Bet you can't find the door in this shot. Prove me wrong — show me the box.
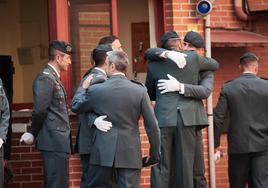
[131,22,150,74]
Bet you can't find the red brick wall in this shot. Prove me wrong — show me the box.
[70,3,111,87]
[78,11,111,79]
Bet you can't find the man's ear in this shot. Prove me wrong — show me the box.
[55,54,61,63]
[197,48,205,56]
[111,63,116,71]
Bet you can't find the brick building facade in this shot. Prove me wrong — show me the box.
[3,0,268,188]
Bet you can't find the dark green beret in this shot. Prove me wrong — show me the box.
[184,31,205,48]
[49,40,72,55]
[160,31,180,48]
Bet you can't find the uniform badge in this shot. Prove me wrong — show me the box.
[43,71,50,75]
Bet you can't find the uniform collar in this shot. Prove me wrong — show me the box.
[48,63,60,78]
[94,67,107,75]
[243,71,256,74]
[109,72,127,79]
[112,72,125,76]
[241,72,257,78]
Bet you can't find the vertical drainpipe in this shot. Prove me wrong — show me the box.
[205,13,216,188]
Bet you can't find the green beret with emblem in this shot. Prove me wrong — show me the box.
[49,40,72,55]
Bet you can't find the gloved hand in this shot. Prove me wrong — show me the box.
[0,138,3,148]
[166,51,187,69]
[215,150,221,163]
[20,132,34,144]
[157,74,181,94]
[94,115,112,132]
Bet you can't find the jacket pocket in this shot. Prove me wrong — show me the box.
[46,114,67,132]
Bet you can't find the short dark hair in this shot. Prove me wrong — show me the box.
[92,49,108,67]
[48,48,64,60]
[240,57,258,65]
[92,44,112,67]
[99,35,119,45]
[48,48,57,60]
[240,52,259,65]
[107,51,129,72]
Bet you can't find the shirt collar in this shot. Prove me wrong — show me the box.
[94,67,107,75]
[112,72,125,76]
[48,63,60,78]
[243,71,256,75]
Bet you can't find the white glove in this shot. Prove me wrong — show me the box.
[166,51,187,69]
[20,132,34,144]
[0,138,3,148]
[215,150,221,163]
[94,115,112,132]
[157,74,181,94]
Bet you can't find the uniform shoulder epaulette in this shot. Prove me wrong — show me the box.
[40,68,55,80]
[131,80,144,87]
[42,68,51,75]
[42,71,50,75]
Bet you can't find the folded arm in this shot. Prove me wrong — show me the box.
[71,86,93,114]
[183,71,214,99]
[145,48,166,61]
[198,56,219,71]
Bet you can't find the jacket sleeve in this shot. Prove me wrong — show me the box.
[71,86,93,113]
[213,86,228,148]
[86,112,99,128]
[183,71,214,99]
[29,75,54,137]
[145,66,156,101]
[73,74,106,126]
[145,48,166,61]
[0,82,10,141]
[141,89,161,160]
[198,55,219,71]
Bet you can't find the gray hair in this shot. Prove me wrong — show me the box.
[107,51,129,72]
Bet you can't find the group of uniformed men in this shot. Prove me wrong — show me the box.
[16,29,268,188]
